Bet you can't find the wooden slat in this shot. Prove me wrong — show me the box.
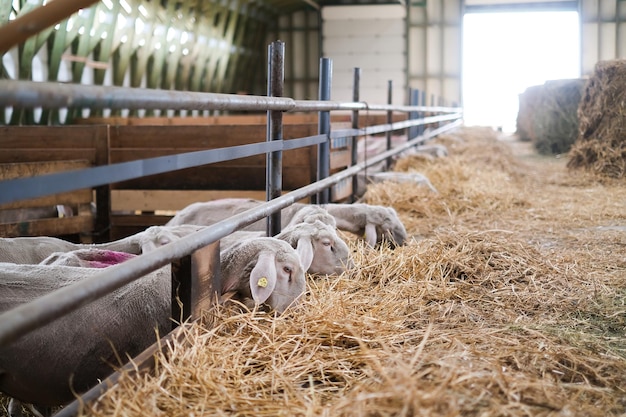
[0,190,92,210]
[0,159,90,180]
[111,166,313,191]
[110,214,171,227]
[0,215,93,237]
[0,125,106,165]
[108,148,312,166]
[111,190,269,211]
[0,160,93,210]
[108,124,317,148]
[0,150,98,164]
[330,148,352,170]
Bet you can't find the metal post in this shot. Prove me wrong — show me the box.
[316,57,332,204]
[386,80,393,170]
[266,41,284,236]
[408,88,419,140]
[420,90,427,136]
[350,67,361,203]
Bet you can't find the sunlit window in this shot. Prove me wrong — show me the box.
[462,11,580,132]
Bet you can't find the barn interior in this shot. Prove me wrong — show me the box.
[1,0,625,416]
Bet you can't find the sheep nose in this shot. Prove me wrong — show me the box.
[340,256,355,271]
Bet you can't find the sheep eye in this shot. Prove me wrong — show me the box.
[283,266,293,282]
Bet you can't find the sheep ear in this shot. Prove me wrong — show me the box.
[295,237,314,272]
[249,252,277,304]
[364,223,377,247]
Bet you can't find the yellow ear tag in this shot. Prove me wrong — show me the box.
[257,277,268,288]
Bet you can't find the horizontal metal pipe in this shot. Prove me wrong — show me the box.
[0,141,284,205]
[0,118,461,348]
[0,80,462,114]
[293,99,462,114]
[0,81,296,112]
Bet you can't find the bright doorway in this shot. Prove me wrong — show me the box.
[462,11,580,132]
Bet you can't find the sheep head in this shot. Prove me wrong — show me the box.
[220,237,306,313]
[287,205,336,229]
[138,225,205,253]
[325,203,407,248]
[277,220,352,275]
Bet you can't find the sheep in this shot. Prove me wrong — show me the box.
[38,248,137,268]
[0,224,203,265]
[220,219,352,275]
[0,235,306,411]
[220,237,307,313]
[354,135,446,198]
[166,198,337,230]
[363,172,438,193]
[0,262,173,409]
[167,198,407,247]
[322,203,406,248]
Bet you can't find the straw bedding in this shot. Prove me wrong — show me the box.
[568,59,626,178]
[3,126,625,417]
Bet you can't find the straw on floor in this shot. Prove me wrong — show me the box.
[9,126,623,417]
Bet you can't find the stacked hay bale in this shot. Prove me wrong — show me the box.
[516,79,586,155]
[515,84,542,142]
[568,59,626,178]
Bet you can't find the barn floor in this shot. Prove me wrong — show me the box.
[2,126,625,416]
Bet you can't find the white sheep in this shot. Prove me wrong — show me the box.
[220,219,352,275]
[0,224,203,265]
[167,198,407,247]
[38,248,138,268]
[220,237,307,313]
[0,236,306,411]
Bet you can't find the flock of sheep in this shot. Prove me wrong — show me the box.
[0,198,408,416]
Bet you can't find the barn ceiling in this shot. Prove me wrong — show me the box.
[240,0,406,14]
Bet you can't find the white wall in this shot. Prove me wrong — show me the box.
[322,5,406,106]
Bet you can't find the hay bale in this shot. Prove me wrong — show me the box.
[568,59,626,178]
[517,79,585,155]
[516,84,543,142]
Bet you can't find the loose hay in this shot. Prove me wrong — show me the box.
[568,59,626,178]
[12,126,623,417]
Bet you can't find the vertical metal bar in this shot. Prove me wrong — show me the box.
[408,88,419,140]
[266,41,284,236]
[386,80,393,170]
[420,90,426,136]
[350,67,361,203]
[316,57,332,204]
